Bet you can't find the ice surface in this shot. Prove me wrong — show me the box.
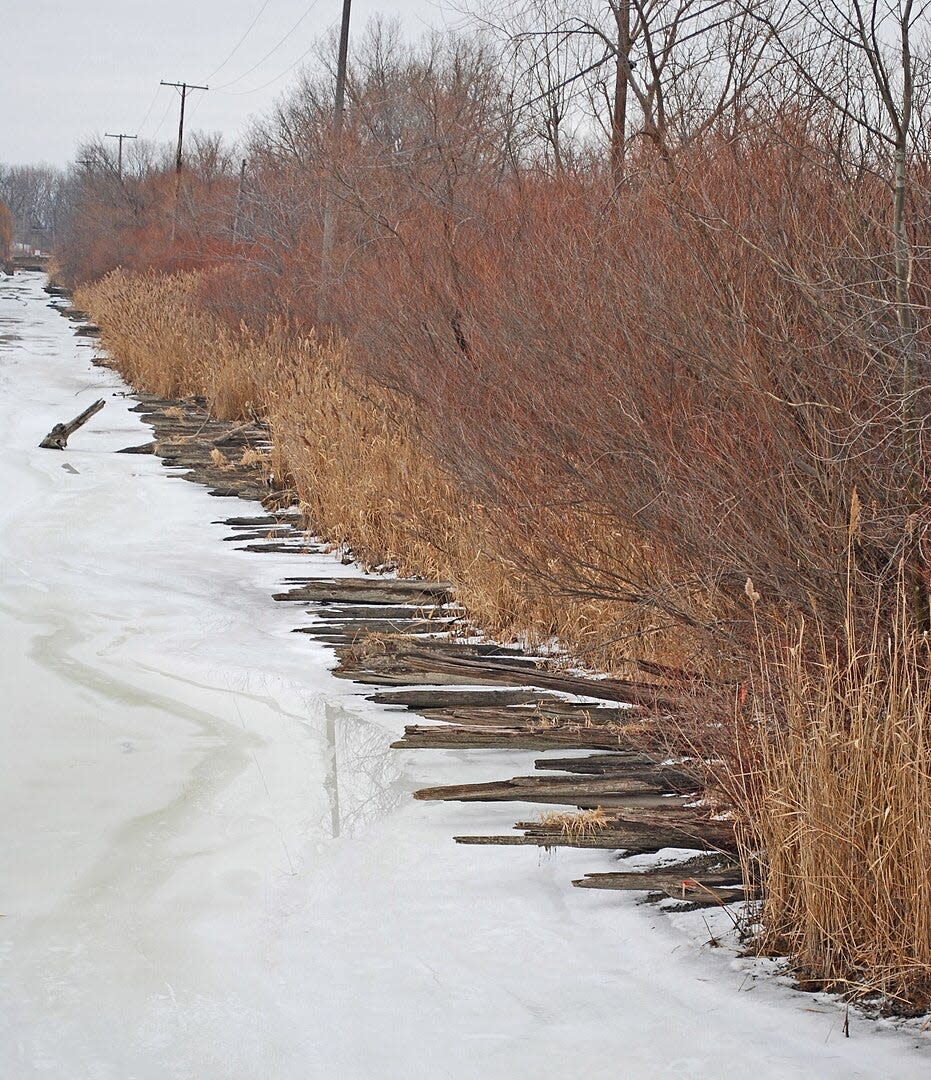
[0,273,928,1079]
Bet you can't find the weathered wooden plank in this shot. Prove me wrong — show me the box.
[414,771,696,805]
[392,724,637,751]
[417,702,631,722]
[454,809,737,851]
[295,618,457,639]
[274,578,452,606]
[335,671,501,688]
[221,529,297,541]
[316,604,450,621]
[237,541,324,554]
[398,652,679,710]
[218,514,302,527]
[455,823,729,851]
[370,688,559,710]
[572,867,744,896]
[534,753,676,776]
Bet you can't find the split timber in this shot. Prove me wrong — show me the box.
[51,284,744,909]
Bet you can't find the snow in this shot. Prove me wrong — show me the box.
[0,272,928,1079]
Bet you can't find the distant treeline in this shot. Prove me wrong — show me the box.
[0,164,69,251]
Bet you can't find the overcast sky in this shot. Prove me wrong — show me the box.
[4,0,457,166]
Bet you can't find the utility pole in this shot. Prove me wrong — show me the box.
[160,80,209,173]
[317,0,352,325]
[104,132,137,179]
[232,158,248,244]
[160,80,208,244]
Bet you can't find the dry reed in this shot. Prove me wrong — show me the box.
[732,591,931,1012]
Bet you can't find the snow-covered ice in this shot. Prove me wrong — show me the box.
[1,272,928,1079]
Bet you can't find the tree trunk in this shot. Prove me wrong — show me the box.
[610,0,631,189]
[39,399,105,450]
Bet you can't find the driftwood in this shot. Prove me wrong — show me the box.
[39,399,105,449]
[371,688,559,710]
[414,769,696,807]
[392,723,636,751]
[456,819,736,851]
[573,868,744,895]
[274,578,452,606]
[117,441,156,454]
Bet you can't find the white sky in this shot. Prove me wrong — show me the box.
[4,0,457,166]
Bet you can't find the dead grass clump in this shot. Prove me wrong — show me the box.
[240,447,272,469]
[539,807,609,840]
[210,448,231,469]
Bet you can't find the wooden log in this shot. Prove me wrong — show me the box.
[237,541,322,554]
[314,604,447,621]
[39,398,105,449]
[453,808,737,851]
[221,529,297,542]
[370,688,558,710]
[417,702,631,723]
[455,822,730,852]
[336,670,499,689]
[295,618,458,639]
[217,514,302,527]
[572,868,747,903]
[117,441,156,454]
[391,724,637,751]
[413,771,696,805]
[274,578,452,606]
[395,650,680,710]
[534,753,676,775]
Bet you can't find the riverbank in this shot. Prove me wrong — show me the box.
[2,271,928,1078]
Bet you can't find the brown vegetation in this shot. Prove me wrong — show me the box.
[64,0,931,1011]
[731,593,931,1012]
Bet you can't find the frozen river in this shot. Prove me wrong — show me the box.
[0,272,928,1079]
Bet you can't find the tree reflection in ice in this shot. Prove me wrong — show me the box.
[323,701,406,839]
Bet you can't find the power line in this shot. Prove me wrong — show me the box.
[212,0,323,90]
[206,0,276,81]
[136,85,163,135]
[212,35,321,96]
[149,94,177,140]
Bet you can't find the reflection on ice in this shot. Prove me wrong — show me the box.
[325,701,405,839]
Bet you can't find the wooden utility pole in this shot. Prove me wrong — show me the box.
[232,158,248,243]
[318,0,353,325]
[104,132,137,178]
[160,80,209,174]
[610,0,631,188]
[161,80,208,244]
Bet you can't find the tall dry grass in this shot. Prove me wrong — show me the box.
[732,588,931,1012]
[77,268,672,663]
